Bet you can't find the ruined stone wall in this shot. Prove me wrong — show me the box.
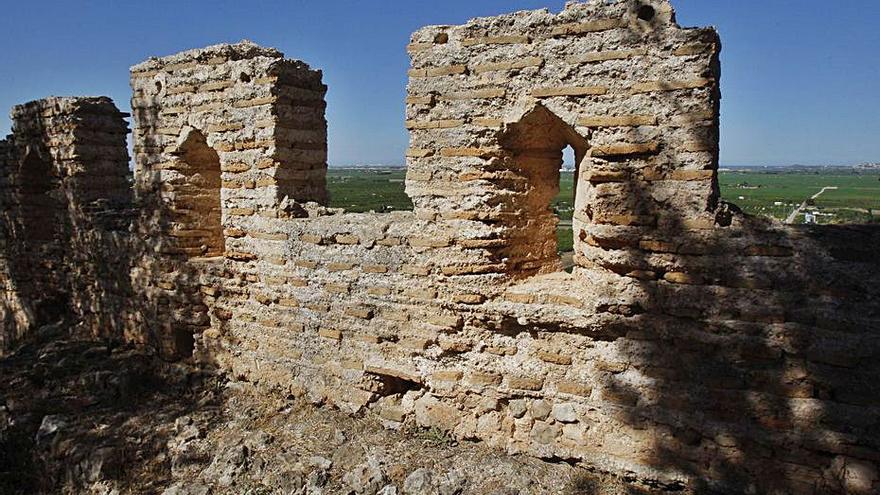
[0,137,32,348]
[0,1,877,492]
[0,97,132,353]
[176,3,876,493]
[129,40,327,218]
[404,0,719,280]
[128,41,329,356]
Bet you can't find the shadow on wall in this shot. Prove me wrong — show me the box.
[441,17,879,488]
[606,212,880,493]
[0,99,130,352]
[0,97,217,361]
[0,147,67,344]
[570,71,880,493]
[0,135,81,350]
[129,101,227,360]
[480,93,880,493]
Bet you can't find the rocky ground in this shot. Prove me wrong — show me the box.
[0,328,673,495]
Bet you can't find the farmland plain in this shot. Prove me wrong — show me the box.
[327,167,880,253]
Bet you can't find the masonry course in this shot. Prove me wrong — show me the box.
[1,2,879,494]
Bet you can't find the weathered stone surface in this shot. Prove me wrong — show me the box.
[551,403,578,423]
[1,4,879,495]
[529,400,552,421]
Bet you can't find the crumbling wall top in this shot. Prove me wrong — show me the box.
[11,96,127,121]
[410,0,678,42]
[130,40,294,73]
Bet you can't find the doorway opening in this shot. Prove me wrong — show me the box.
[170,129,224,258]
[499,105,588,278]
[17,151,69,322]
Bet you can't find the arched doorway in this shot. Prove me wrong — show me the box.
[17,150,69,322]
[170,129,224,258]
[499,105,588,278]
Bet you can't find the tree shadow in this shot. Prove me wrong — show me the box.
[0,97,231,493]
[482,18,880,490]
[0,100,141,352]
[0,137,70,349]
[581,53,880,493]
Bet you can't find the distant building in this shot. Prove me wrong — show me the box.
[804,212,817,224]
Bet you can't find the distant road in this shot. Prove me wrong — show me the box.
[785,187,838,224]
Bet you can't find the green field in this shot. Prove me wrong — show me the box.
[326,168,412,213]
[327,167,880,252]
[719,170,880,223]
[328,168,578,217]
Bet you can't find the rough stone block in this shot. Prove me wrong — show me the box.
[319,328,342,341]
[630,78,714,93]
[506,376,544,391]
[578,115,657,127]
[532,86,608,98]
[461,35,530,46]
[551,18,626,36]
[591,142,660,157]
[472,57,543,74]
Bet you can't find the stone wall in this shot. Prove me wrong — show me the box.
[0,1,878,493]
[0,97,132,352]
[128,41,329,356]
[404,0,720,280]
[0,137,31,347]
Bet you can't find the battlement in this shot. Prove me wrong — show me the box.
[0,3,878,493]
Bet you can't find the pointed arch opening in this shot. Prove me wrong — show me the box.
[18,151,61,245]
[499,105,588,277]
[170,129,223,258]
[17,150,69,322]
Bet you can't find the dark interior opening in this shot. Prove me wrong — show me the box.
[637,5,656,21]
[366,370,423,397]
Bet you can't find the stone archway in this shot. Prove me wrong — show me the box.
[499,104,589,278]
[16,150,69,323]
[170,129,224,258]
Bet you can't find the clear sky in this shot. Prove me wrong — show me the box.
[1,0,878,167]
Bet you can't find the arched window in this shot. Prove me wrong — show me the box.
[170,129,223,258]
[17,150,68,321]
[499,105,588,277]
[18,151,59,246]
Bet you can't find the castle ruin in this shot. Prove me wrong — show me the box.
[1,1,878,493]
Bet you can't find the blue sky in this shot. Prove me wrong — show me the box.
[1,0,878,166]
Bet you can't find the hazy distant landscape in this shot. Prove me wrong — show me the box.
[328,166,880,253]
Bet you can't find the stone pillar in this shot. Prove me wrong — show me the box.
[0,97,131,353]
[128,41,328,357]
[404,0,721,290]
